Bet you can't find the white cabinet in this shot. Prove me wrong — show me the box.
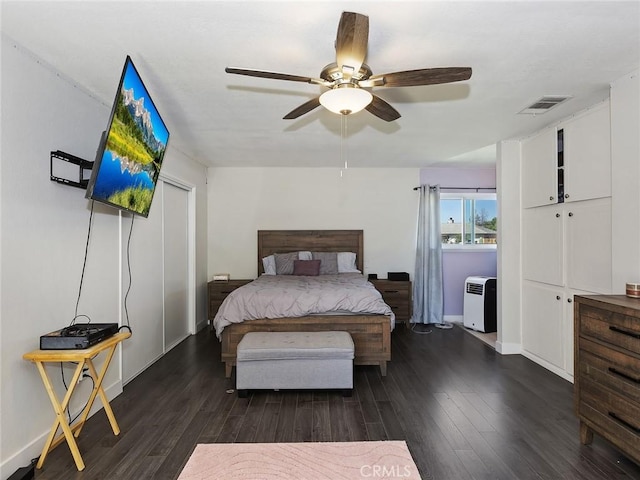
[522,197,611,291]
[521,101,611,209]
[565,197,612,293]
[522,282,598,380]
[523,205,564,285]
[520,101,612,382]
[522,282,565,371]
[563,102,611,203]
[562,288,593,377]
[522,127,557,208]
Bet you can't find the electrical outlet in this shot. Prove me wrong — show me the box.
[77,368,89,385]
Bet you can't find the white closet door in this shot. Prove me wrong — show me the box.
[122,183,164,384]
[163,181,190,351]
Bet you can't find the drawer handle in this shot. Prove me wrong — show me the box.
[608,412,640,434]
[608,367,640,384]
[220,290,233,294]
[609,325,640,340]
[385,290,400,294]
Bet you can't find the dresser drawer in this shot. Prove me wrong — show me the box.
[574,295,640,465]
[578,337,640,402]
[579,377,640,461]
[579,304,640,355]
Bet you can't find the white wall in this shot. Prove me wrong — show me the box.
[611,70,640,290]
[207,167,419,280]
[496,140,522,354]
[0,38,208,477]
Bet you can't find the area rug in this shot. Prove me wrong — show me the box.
[178,441,421,479]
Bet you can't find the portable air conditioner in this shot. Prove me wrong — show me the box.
[463,276,497,333]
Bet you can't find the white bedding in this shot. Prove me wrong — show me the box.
[213,273,395,338]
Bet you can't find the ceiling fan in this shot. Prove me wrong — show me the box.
[225,11,472,122]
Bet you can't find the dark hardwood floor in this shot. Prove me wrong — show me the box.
[34,325,640,479]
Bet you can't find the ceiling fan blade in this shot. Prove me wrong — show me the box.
[283,96,322,119]
[365,94,401,122]
[335,12,369,79]
[225,67,330,86]
[360,67,472,88]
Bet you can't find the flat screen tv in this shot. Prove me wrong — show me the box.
[86,56,169,217]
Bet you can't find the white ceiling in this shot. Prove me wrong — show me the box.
[2,1,639,168]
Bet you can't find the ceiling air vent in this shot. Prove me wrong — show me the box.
[518,96,572,115]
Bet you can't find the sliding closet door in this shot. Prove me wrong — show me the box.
[163,181,190,351]
[122,178,194,384]
[122,183,164,383]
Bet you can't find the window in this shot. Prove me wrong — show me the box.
[440,193,497,248]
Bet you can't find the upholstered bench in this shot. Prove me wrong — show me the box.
[236,331,354,397]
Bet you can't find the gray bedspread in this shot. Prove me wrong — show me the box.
[213,273,395,338]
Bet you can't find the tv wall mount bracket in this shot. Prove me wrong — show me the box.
[50,150,94,190]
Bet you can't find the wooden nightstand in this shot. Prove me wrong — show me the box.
[208,279,253,329]
[370,279,412,327]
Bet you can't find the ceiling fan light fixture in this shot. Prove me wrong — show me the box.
[319,85,373,115]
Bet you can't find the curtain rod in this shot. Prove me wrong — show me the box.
[412,186,496,191]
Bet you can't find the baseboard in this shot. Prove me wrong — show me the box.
[196,319,208,332]
[444,315,463,324]
[495,341,521,355]
[520,350,574,383]
[0,379,123,479]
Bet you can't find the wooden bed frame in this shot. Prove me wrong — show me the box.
[220,230,392,378]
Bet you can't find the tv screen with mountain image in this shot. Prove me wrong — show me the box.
[86,56,169,217]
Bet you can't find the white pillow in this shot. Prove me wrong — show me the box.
[338,252,360,273]
[298,251,312,260]
[262,255,276,275]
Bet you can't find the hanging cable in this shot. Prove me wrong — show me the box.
[121,215,134,333]
[72,201,95,325]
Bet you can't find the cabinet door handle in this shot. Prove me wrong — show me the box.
[556,213,561,218]
[549,196,555,201]
[565,193,570,199]
[608,367,640,384]
[608,412,640,434]
[568,212,574,217]
[567,298,572,303]
[556,296,561,300]
[609,325,640,339]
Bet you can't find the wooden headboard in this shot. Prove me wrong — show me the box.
[257,230,364,274]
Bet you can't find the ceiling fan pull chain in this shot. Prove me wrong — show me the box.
[344,115,348,170]
[340,114,348,177]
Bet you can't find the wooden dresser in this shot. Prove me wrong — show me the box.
[370,279,412,327]
[208,279,253,329]
[574,295,640,464]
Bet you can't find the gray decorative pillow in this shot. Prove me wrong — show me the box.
[274,252,299,275]
[312,251,339,275]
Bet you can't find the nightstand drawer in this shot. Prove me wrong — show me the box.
[370,279,412,325]
[208,279,253,323]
